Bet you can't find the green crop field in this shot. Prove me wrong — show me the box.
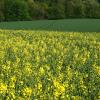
[0,29,100,100]
[0,19,100,32]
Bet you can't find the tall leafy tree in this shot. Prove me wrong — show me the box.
[4,0,31,21]
[0,0,4,21]
[48,0,65,19]
[0,0,100,21]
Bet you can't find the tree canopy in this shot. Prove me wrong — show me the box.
[0,0,100,21]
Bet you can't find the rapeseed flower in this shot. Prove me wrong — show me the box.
[22,87,32,97]
[53,80,65,97]
[0,30,99,99]
[11,76,16,82]
[0,83,7,94]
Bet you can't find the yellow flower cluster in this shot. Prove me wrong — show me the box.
[0,30,100,99]
[92,64,100,75]
[53,80,65,97]
[22,87,32,97]
[0,83,7,94]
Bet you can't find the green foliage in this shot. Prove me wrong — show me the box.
[4,0,31,21]
[48,3,65,19]
[0,0,100,21]
[0,0,5,21]
[84,0,100,18]
[74,0,85,17]
[65,0,75,18]
[28,1,48,19]
[0,11,5,21]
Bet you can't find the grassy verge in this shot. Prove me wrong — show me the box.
[0,19,100,32]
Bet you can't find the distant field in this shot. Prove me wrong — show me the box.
[0,19,100,32]
[0,30,100,99]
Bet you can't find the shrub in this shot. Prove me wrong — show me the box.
[4,0,31,21]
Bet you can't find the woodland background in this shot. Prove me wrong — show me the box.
[0,0,100,21]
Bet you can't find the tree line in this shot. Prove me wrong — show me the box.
[0,0,100,21]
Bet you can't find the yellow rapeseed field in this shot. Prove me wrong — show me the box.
[0,30,100,100]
